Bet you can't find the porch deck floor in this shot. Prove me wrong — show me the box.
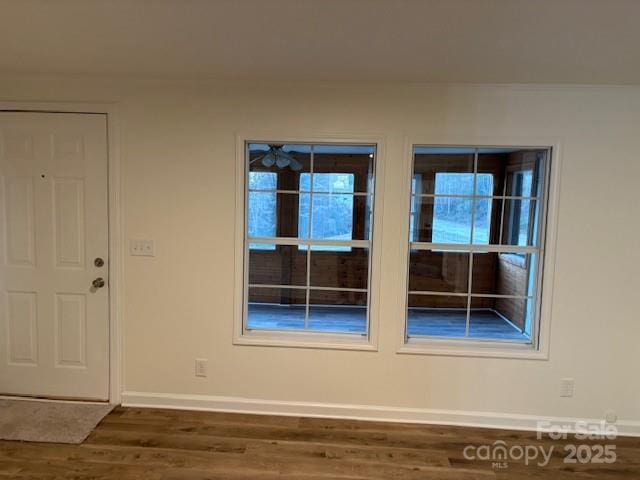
[247,304,529,340]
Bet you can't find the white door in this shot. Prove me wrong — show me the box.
[0,112,109,400]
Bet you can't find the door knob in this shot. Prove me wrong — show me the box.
[92,277,106,289]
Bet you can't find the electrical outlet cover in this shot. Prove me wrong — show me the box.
[195,358,208,378]
[560,378,575,397]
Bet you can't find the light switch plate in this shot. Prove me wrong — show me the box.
[129,239,155,256]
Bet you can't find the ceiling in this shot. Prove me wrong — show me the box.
[1,0,639,84]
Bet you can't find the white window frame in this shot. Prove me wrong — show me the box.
[233,134,385,351]
[397,139,561,360]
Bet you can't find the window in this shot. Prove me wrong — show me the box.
[405,146,549,348]
[243,143,375,340]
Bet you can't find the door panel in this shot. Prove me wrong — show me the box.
[6,291,38,365]
[4,176,35,266]
[53,177,86,268]
[0,112,109,400]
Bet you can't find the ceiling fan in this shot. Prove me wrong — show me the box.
[250,144,303,171]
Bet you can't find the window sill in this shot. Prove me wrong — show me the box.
[234,330,377,351]
[398,337,548,360]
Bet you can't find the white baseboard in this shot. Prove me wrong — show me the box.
[121,391,640,437]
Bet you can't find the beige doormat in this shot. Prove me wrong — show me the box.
[0,398,114,444]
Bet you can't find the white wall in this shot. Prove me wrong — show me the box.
[2,76,639,429]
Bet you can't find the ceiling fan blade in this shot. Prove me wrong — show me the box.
[280,150,302,169]
[289,157,303,171]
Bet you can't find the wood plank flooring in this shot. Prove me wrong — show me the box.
[1,406,638,479]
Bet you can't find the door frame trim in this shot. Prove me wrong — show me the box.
[0,101,123,404]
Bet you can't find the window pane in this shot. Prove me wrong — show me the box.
[249,242,276,250]
[472,197,493,244]
[248,244,307,286]
[312,144,374,194]
[312,194,353,240]
[300,172,355,193]
[298,192,311,238]
[247,177,277,247]
[248,143,310,178]
[308,290,367,334]
[477,150,514,196]
[299,172,356,241]
[309,247,368,289]
[433,173,494,244]
[409,250,469,293]
[504,152,544,197]
[469,297,532,341]
[354,195,373,241]
[477,149,544,197]
[248,192,310,239]
[409,196,419,241]
[247,192,276,238]
[313,144,375,155]
[432,197,473,244]
[246,287,306,331]
[410,196,433,242]
[412,173,494,244]
[501,199,537,246]
[414,146,476,155]
[519,170,534,197]
[407,294,468,337]
[471,252,536,296]
[301,194,355,241]
[299,193,370,246]
[411,174,421,196]
[413,148,474,195]
[434,172,475,195]
[475,174,494,196]
[248,171,277,191]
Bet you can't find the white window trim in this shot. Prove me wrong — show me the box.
[233,133,386,351]
[396,137,562,360]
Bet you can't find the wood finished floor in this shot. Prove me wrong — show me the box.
[1,407,639,479]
